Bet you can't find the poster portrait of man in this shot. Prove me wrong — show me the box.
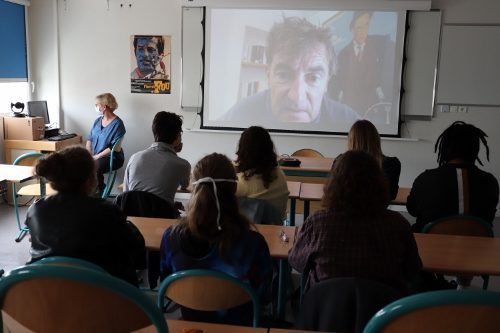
[130,35,171,94]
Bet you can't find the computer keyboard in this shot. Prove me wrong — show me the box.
[47,133,77,141]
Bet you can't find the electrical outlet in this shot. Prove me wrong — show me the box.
[450,105,458,113]
[440,105,450,113]
[458,106,468,113]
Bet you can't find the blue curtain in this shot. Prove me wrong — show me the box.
[0,0,27,80]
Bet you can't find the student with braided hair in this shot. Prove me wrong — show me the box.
[159,153,272,325]
[407,121,499,232]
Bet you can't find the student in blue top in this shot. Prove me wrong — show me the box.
[86,92,126,193]
[160,153,273,326]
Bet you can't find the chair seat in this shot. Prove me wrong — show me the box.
[17,183,56,196]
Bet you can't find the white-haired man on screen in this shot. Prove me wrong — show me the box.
[223,17,359,128]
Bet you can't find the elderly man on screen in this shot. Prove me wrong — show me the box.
[223,17,359,127]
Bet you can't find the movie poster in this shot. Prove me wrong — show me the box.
[130,35,171,94]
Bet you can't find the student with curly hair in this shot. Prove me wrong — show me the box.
[407,121,499,232]
[289,151,422,294]
[25,146,144,286]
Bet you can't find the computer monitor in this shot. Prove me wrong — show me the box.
[27,101,50,126]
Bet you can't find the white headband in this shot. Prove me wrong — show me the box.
[192,177,237,231]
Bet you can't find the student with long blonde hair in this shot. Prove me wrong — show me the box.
[346,119,401,199]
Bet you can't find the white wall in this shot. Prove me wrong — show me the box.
[27,0,500,194]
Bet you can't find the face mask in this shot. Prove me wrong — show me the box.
[192,177,237,231]
[95,105,102,114]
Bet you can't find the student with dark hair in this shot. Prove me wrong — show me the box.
[160,153,272,325]
[289,151,422,294]
[25,146,144,286]
[124,111,191,205]
[407,121,499,232]
[235,126,289,217]
[345,120,401,200]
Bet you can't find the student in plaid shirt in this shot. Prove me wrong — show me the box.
[289,151,422,294]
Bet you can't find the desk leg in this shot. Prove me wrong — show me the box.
[277,259,288,320]
[303,200,310,221]
[288,199,296,227]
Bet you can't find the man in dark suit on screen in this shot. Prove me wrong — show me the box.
[330,11,395,118]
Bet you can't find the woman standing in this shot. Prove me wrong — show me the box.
[86,92,126,194]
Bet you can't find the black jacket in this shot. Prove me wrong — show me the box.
[26,193,144,286]
[407,163,499,232]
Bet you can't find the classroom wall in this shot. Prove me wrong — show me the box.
[26,0,500,199]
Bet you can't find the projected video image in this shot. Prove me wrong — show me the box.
[204,9,405,135]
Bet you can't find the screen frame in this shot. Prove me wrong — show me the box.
[200,7,408,138]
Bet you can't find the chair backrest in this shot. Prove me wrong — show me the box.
[102,136,125,199]
[363,290,500,333]
[0,264,168,333]
[114,190,179,218]
[238,197,283,225]
[297,277,402,333]
[291,149,324,158]
[157,269,260,327]
[422,215,494,237]
[31,256,107,273]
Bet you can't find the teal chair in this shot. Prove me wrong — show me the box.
[363,290,500,333]
[422,214,494,289]
[12,152,46,242]
[0,264,168,333]
[157,269,261,327]
[101,135,124,199]
[31,256,107,273]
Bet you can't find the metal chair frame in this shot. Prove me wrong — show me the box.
[12,152,45,242]
[101,135,124,199]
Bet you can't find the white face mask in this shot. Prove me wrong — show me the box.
[192,177,237,231]
[95,105,102,114]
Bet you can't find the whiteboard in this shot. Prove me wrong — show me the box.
[181,7,204,109]
[437,25,500,106]
[402,11,441,117]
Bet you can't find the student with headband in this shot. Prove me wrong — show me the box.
[159,153,273,325]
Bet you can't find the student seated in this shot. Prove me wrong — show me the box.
[289,151,422,294]
[160,153,273,325]
[407,121,499,232]
[235,126,289,218]
[339,119,401,200]
[123,111,190,208]
[25,146,144,286]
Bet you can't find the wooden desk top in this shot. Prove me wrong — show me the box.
[391,187,410,205]
[280,156,334,172]
[135,319,267,333]
[127,216,296,259]
[270,329,332,333]
[0,164,34,182]
[299,183,324,201]
[287,181,301,199]
[415,233,500,276]
[4,135,82,150]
